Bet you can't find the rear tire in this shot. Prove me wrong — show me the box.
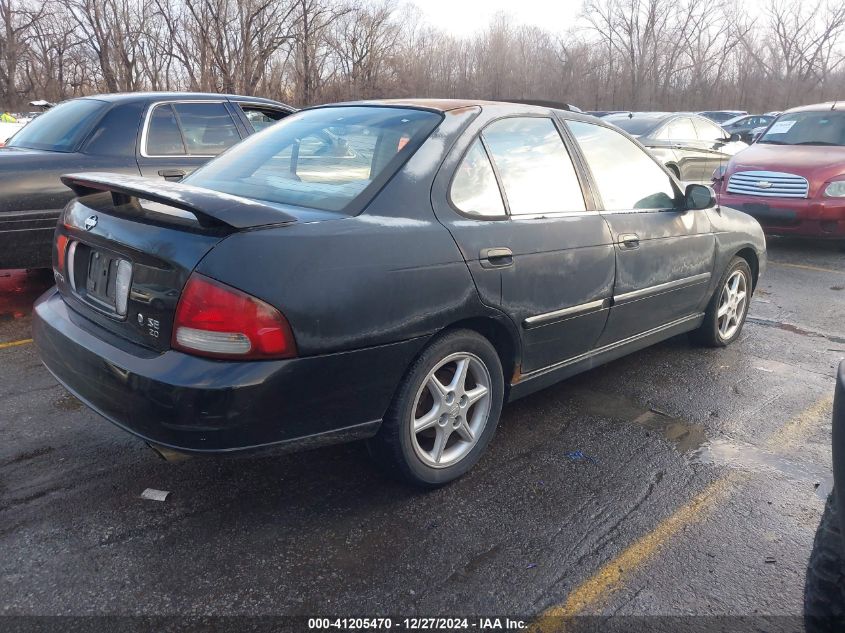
[690,256,752,347]
[804,493,845,633]
[367,329,504,487]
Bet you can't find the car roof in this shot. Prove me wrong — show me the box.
[311,98,588,117]
[76,92,289,107]
[783,101,843,114]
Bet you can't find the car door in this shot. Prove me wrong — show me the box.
[664,116,713,183]
[432,114,616,374]
[137,101,244,182]
[566,119,716,345]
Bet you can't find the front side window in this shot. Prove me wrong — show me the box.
[481,117,586,215]
[186,106,441,212]
[568,120,678,211]
[693,117,727,142]
[7,98,107,152]
[172,102,240,155]
[450,139,505,217]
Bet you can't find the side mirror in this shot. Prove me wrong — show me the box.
[685,183,716,210]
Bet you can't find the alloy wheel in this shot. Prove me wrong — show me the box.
[717,269,748,340]
[410,352,492,469]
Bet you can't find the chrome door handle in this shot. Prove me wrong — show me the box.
[618,234,640,249]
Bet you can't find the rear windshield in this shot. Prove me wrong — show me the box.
[604,115,663,136]
[186,106,442,212]
[7,99,107,152]
[758,111,845,146]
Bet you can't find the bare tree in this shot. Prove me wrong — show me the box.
[3,0,845,112]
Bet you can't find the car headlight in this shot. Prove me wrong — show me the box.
[712,165,727,181]
[824,180,845,197]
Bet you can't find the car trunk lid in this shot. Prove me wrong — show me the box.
[55,173,303,353]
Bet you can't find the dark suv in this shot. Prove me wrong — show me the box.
[805,361,845,629]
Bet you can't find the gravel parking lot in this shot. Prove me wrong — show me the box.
[0,237,843,624]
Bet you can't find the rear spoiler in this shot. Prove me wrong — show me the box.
[61,172,296,229]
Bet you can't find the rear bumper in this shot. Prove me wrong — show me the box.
[34,289,425,453]
[834,361,845,536]
[0,210,59,269]
[716,192,845,238]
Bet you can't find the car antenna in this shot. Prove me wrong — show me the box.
[832,101,838,111]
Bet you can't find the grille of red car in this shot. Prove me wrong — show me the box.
[726,171,809,198]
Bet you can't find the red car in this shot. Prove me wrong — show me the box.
[713,102,845,240]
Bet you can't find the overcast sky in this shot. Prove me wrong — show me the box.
[409,0,583,38]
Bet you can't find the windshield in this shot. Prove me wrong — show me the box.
[758,111,845,146]
[186,106,442,212]
[722,115,748,126]
[604,115,663,136]
[7,98,107,152]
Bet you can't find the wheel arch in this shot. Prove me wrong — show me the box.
[735,247,759,290]
[439,316,521,389]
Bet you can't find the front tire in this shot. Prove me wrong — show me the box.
[367,329,504,487]
[805,493,845,632]
[691,256,752,347]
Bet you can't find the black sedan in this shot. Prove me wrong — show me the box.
[605,112,749,183]
[721,114,777,143]
[0,92,293,270]
[34,99,767,486]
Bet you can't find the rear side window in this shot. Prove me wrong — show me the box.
[481,117,586,215]
[450,139,505,217]
[666,117,697,140]
[693,117,726,142]
[172,102,240,155]
[145,102,240,156]
[145,104,185,156]
[240,105,289,131]
[568,120,677,211]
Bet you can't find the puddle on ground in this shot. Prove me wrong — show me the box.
[575,388,708,453]
[693,438,833,500]
[573,387,832,499]
[630,410,708,453]
[747,316,845,345]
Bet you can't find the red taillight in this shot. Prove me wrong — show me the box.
[56,234,69,273]
[172,274,297,360]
